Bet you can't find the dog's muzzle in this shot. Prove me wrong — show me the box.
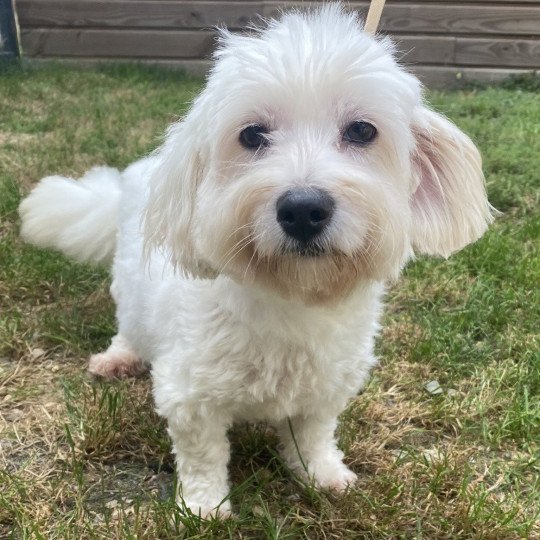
[276,188,335,247]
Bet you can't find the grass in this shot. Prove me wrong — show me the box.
[0,62,538,538]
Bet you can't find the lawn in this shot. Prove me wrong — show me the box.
[0,63,538,539]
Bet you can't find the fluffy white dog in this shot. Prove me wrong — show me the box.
[19,4,493,518]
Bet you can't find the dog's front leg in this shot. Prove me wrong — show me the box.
[167,410,232,518]
[276,413,357,492]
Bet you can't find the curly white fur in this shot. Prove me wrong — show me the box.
[19,4,494,518]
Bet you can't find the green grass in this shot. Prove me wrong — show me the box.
[0,63,538,539]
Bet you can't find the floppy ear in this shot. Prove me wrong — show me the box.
[410,106,495,257]
[144,120,217,278]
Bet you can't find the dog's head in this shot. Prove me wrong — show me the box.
[145,5,493,303]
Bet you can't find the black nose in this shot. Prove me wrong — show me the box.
[276,188,335,243]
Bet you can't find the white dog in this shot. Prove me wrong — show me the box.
[19,4,493,518]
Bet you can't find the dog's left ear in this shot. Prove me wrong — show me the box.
[144,120,217,279]
[410,106,494,257]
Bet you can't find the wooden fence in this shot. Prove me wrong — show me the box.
[15,0,540,87]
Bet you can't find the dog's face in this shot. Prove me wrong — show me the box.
[145,6,493,303]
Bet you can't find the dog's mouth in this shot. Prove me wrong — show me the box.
[280,240,328,258]
[247,239,364,305]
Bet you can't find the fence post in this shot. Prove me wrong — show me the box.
[0,0,20,60]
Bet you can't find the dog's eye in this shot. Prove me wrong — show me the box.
[239,125,269,150]
[343,121,377,145]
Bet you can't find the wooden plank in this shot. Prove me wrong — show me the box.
[21,28,465,65]
[17,1,264,30]
[397,36,540,68]
[263,1,354,17]
[455,37,540,68]
[20,28,216,59]
[17,1,540,39]
[380,5,540,37]
[410,65,533,88]
[264,3,540,36]
[20,1,540,37]
[393,35,455,64]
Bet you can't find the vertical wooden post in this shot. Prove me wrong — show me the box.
[364,0,386,34]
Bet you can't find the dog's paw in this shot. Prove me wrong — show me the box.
[88,351,146,379]
[178,498,233,521]
[307,462,358,493]
[88,334,147,379]
[317,466,358,492]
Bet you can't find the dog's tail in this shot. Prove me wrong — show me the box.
[19,166,122,264]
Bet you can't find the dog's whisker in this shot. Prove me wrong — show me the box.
[217,235,254,271]
[241,233,267,282]
[216,230,268,275]
[224,222,254,243]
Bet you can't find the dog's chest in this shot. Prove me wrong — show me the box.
[188,303,375,421]
[151,279,382,422]
[237,343,363,421]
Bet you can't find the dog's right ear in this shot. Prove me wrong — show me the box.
[144,120,217,279]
